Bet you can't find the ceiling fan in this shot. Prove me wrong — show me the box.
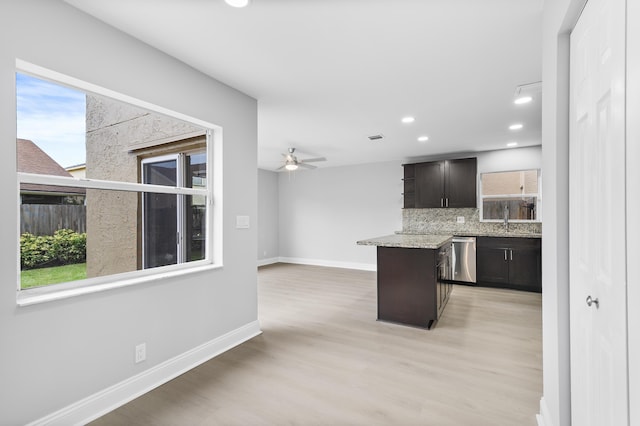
[277,147,326,171]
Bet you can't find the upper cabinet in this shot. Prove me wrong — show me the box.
[403,157,477,208]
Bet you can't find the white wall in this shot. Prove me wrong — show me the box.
[539,1,585,425]
[275,146,541,270]
[258,169,279,265]
[0,1,258,424]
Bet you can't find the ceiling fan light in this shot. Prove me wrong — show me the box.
[285,163,298,171]
[514,96,533,105]
[225,0,250,8]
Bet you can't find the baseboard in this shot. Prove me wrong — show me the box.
[257,257,279,267]
[28,320,262,426]
[278,256,376,272]
[536,397,553,426]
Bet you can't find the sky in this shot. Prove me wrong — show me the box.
[16,72,86,168]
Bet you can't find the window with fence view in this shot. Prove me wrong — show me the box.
[480,169,541,222]
[17,71,212,291]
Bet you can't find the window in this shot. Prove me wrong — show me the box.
[16,64,219,302]
[480,169,541,222]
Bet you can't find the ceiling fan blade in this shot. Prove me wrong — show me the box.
[300,157,326,163]
[298,162,317,169]
[276,164,286,170]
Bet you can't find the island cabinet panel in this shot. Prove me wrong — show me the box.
[377,246,443,329]
[403,157,477,208]
[476,237,541,292]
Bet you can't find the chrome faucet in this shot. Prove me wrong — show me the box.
[503,204,509,231]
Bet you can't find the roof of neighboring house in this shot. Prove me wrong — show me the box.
[65,163,86,172]
[17,139,85,196]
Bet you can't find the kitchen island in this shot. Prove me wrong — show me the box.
[357,234,453,329]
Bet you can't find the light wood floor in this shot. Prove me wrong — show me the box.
[90,263,542,426]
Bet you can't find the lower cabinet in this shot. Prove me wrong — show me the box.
[376,246,451,329]
[476,237,542,292]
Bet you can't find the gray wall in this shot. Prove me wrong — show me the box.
[0,1,257,424]
[258,169,279,264]
[279,160,403,270]
[273,146,541,270]
[476,145,541,174]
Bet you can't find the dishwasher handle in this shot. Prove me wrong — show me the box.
[452,236,477,244]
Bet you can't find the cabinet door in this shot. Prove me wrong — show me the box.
[477,246,510,284]
[509,244,542,292]
[445,158,477,208]
[415,161,444,208]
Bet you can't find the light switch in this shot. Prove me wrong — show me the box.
[236,215,250,229]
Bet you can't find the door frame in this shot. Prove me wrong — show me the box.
[568,0,628,422]
[626,0,640,421]
[540,0,637,425]
[563,0,638,423]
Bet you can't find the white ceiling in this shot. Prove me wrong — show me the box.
[64,0,543,171]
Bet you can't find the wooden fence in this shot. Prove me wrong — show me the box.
[20,205,86,236]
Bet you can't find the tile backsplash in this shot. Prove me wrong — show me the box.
[402,208,542,235]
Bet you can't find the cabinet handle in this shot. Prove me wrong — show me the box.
[441,198,444,207]
[446,198,449,207]
[504,249,508,261]
[510,249,513,261]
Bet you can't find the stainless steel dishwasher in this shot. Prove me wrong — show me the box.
[451,236,476,284]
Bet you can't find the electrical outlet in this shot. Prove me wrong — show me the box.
[135,343,146,364]
[457,216,465,224]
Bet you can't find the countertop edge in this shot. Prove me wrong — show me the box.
[395,231,542,239]
[356,234,453,250]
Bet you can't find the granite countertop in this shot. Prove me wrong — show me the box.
[356,234,453,249]
[397,231,542,239]
[455,231,541,238]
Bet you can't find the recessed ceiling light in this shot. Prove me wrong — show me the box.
[507,142,518,147]
[225,0,250,7]
[509,123,523,130]
[417,136,429,142]
[401,116,415,124]
[514,96,533,105]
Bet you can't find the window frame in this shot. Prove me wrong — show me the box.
[141,150,208,268]
[15,60,223,306]
[479,168,542,223]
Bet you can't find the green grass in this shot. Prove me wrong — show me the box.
[20,263,87,289]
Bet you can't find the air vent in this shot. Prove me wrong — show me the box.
[368,134,384,141]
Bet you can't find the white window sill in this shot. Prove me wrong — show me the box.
[17,263,222,307]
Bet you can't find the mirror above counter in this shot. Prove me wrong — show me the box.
[479,169,541,222]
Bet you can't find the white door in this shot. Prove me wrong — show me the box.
[569,0,628,424]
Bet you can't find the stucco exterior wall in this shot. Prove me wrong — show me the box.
[85,94,203,277]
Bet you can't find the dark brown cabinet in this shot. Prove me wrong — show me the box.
[377,245,451,329]
[415,161,444,208]
[476,237,541,292]
[403,157,477,208]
